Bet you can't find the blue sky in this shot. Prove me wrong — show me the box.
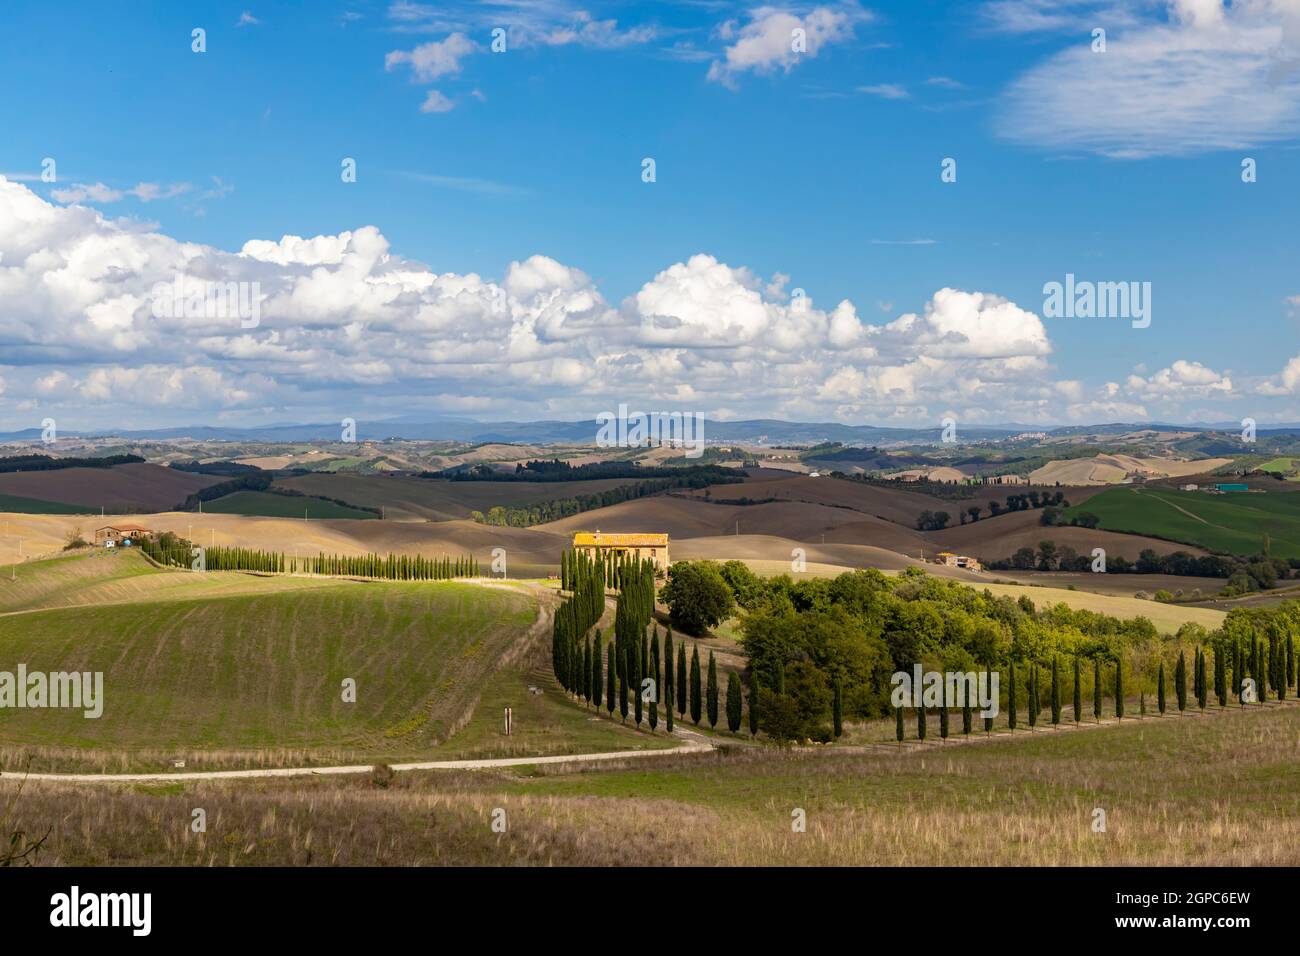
[1,0,1299,430]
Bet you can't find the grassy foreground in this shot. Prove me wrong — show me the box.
[6,702,1298,865]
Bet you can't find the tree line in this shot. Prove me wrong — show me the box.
[985,542,1294,593]
[202,545,479,579]
[917,491,1070,530]
[431,460,745,483]
[0,453,143,473]
[890,626,1299,742]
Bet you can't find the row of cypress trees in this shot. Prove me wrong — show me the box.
[564,624,753,736]
[200,545,479,579]
[893,638,1300,742]
[560,546,656,597]
[558,555,753,736]
[552,549,606,691]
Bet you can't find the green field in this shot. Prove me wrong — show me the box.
[0,552,671,772]
[0,550,341,615]
[201,489,377,519]
[1063,486,1300,558]
[0,492,95,514]
[0,576,534,762]
[1259,457,1300,478]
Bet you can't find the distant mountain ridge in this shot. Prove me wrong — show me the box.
[3,417,1300,445]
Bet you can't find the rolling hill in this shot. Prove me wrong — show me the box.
[275,472,649,521]
[1063,487,1300,558]
[930,507,1211,561]
[201,489,378,519]
[0,462,223,511]
[0,571,537,760]
[1029,454,1233,486]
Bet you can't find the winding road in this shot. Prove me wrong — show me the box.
[2,729,714,784]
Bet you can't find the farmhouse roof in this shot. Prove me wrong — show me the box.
[573,532,669,547]
[97,524,152,532]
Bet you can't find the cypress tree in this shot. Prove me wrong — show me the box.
[832,679,843,738]
[726,672,742,733]
[665,670,674,733]
[1050,656,1061,727]
[1233,641,1243,705]
[1175,650,1187,712]
[1288,633,1295,690]
[649,634,660,732]
[581,640,591,704]
[1114,657,1124,720]
[618,657,628,722]
[676,643,687,718]
[663,626,674,719]
[1093,658,1102,721]
[917,697,927,740]
[633,635,644,727]
[689,645,702,726]
[747,665,759,736]
[592,630,603,708]
[895,703,905,744]
[1256,641,1265,703]
[1199,648,1207,702]
[1214,645,1226,707]
[1273,638,1284,701]
[606,642,616,715]
[1073,656,1082,723]
[938,694,949,741]
[1008,660,1018,731]
[706,651,719,729]
[1196,649,1208,710]
[961,692,972,736]
[1027,665,1038,729]
[1158,660,1166,715]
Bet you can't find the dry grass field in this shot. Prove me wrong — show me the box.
[0,512,569,576]
[0,462,222,512]
[1029,455,1232,486]
[7,703,1297,866]
[537,493,927,552]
